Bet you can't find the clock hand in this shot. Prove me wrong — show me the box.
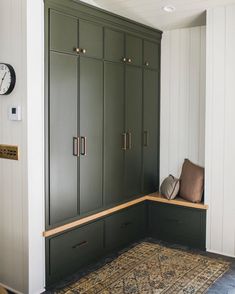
[0,72,7,91]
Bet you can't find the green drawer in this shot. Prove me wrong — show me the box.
[149,203,206,249]
[105,203,147,251]
[46,220,104,286]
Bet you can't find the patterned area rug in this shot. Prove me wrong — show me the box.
[58,242,230,294]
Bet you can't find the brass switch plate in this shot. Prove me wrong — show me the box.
[0,144,19,160]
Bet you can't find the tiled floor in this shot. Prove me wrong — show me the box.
[46,238,235,294]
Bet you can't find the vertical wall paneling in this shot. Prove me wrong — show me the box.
[160,26,206,184]
[206,5,235,257]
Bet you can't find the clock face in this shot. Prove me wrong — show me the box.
[0,63,16,95]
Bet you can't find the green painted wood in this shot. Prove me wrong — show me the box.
[47,220,104,285]
[79,19,103,59]
[50,9,78,54]
[104,28,124,63]
[104,61,125,206]
[124,66,142,198]
[46,0,162,42]
[79,57,103,215]
[126,34,142,66]
[144,40,160,70]
[105,203,146,252]
[49,52,78,225]
[143,69,159,194]
[148,203,206,250]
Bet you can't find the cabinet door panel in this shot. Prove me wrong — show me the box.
[49,52,78,225]
[144,40,160,70]
[125,66,142,198]
[104,28,124,62]
[143,69,159,193]
[104,62,125,205]
[50,10,77,54]
[126,34,142,66]
[79,20,103,59]
[80,57,103,214]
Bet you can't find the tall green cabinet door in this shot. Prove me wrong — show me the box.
[49,52,78,225]
[50,10,78,54]
[143,40,160,70]
[79,57,103,214]
[125,66,142,198]
[104,28,124,63]
[143,69,160,194]
[79,20,103,59]
[104,62,125,205]
[125,34,142,66]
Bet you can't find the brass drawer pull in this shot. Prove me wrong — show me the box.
[73,137,80,157]
[145,61,149,67]
[81,136,87,156]
[72,240,88,249]
[128,132,132,150]
[80,48,86,54]
[122,57,127,63]
[127,58,132,64]
[144,131,149,147]
[122,133,127,150]
[74,47,80,54]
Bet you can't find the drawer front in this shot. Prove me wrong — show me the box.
[105,203,146,251]
[46,220,104,285]
[149,203,206,249]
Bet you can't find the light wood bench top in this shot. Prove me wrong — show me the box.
[43,192,208,238]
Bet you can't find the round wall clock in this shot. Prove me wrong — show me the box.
[0,63,16,95]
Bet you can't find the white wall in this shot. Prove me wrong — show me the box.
[160,26,206,184]
[0,1,45,293]
[206,5,235,257]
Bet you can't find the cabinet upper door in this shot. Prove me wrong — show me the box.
[79,20,103,59]
[49,52,78,226]
[104,62,125,206]
[104,28,124,63]
[125,34,142,66]
[50,10,78,54]
[143,40,160,70]
[143,69,159,194]
[79,57,103,215]
[125,66,142,198]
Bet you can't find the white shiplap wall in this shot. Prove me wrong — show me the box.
[160,26,206,184]
[206,5,235,257]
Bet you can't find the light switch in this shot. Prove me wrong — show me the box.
[8,106,22,121]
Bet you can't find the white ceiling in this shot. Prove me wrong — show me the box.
[81,0,235,30]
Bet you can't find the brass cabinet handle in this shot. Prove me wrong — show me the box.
[72,240,88,249]
[122,57,127,63]
[127,58,132,64]
[80,48,86,54]
[122,133,127,150]
[81,136,87,156]
[74,47,80,53]
[145,61,149,67]
[144,131,149,147]
[127,132,132,150]
[73,137,80,157]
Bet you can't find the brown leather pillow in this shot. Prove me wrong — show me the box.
[179,159,204,203]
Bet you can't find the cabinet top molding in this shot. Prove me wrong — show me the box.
[45,0,162,42]
[43,193,208,238]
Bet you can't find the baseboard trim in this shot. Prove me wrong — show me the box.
[207,249,235,259]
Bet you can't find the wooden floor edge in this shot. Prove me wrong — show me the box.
[43,194,208,238]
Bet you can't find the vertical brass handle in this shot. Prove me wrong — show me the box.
[128,132,132,149]
[122,133,127,150]
[81,136,87,156]
[73,137,80,157]
[144,131,149,147]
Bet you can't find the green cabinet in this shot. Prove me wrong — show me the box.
[79,57,103,215]
[143,69,160,194]
[124,65,142,198]
[49,52,78,225]
[104,62,125,206]
[104,28,124,62]
[126,34,142,66]
[144,40,160,70]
